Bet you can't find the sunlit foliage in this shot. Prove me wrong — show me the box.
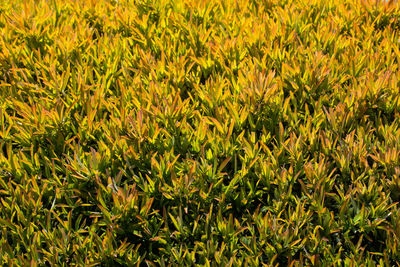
[1,0,400,265]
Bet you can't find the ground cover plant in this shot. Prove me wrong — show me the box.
[1,0,400,265]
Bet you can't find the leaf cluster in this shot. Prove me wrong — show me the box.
[1,0,400,265]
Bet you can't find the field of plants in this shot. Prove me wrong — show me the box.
[1,0,400,265]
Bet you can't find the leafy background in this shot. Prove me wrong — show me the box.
[1,0,400,265]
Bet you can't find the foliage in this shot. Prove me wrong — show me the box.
[1,0,400,265]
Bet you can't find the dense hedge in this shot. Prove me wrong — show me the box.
[1,0,400,265]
